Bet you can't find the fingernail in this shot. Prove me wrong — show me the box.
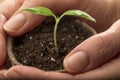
[64,51,89,73]
[4,13,26,32]
[4,70,22,79]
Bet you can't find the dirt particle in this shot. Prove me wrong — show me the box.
[51,58,56,61]
[29,36,33,40]
[75,36,79,39]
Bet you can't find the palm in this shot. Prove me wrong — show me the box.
[82,0,119,32]
[79,0,118,33]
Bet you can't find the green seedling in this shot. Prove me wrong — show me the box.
[23,7,96,53]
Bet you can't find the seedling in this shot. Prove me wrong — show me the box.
[23,7,96,53]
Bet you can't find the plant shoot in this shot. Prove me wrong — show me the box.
[23,7,96,53]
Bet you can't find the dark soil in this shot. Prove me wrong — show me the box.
[10,16,94,71]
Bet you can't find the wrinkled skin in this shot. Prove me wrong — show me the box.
[0,0,120,79]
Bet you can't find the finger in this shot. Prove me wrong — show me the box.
[0,0,24,19]
[0,14,6,66]
[4,65,73,79]
[64,19,120,73]
[0,70,7,79]
[75,55,120,79]
[0,14,6,36]
[3,0,88,36]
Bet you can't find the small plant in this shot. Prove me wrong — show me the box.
[23,7,96,53]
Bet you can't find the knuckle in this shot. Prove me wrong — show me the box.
[95,34,114,55]
[13,0,24,7]
[91,34,114,65]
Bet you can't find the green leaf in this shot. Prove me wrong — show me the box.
[23,7,55,16]
[62,10,96,22]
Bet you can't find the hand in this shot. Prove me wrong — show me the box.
[0,0,120,79]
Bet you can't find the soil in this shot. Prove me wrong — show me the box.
[7,16,94,71]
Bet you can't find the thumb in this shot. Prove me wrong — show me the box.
[64,19,120,74]
[3,0,46,36]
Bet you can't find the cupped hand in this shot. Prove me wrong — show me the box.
[4,20,120,80]
[0,0,120,79]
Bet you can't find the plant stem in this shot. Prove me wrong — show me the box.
[53,15,65,53]
[54,18,59,53]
